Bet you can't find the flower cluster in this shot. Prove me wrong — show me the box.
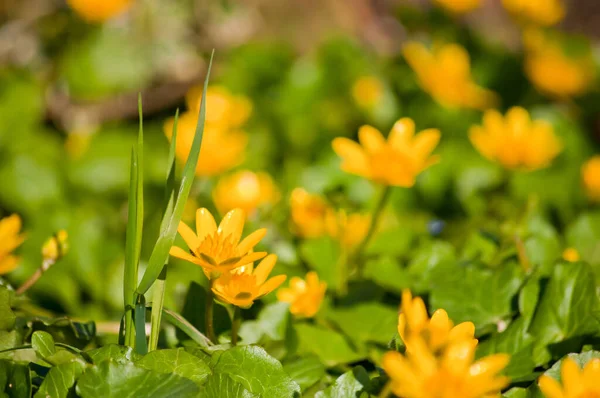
[213,170,279,216]
[383,290,510,398]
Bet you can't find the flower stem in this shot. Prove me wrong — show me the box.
[148,266,167,352]
[205,280,216,343]
[16,259,55,296]
[231,307,241,346]
[354,185,391,277]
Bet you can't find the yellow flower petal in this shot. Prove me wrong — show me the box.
[358,125,386,154]
[538,376,565,398]
[177,222,199,253]
[237,228,267,255]
[253,254,277,286]
[217,208,246,245]
[0,255,19,275]
[196,208,217,242]
[258,275,287,297]
[169,246,202,265]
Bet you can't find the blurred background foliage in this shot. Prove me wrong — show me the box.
[0,0,599,345]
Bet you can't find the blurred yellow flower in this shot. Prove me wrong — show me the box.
[434,0,481,14]
[383,336,510,398]
[164,112,247,177]
[403,42,498,110]
[562,248,580,262]
[67,0,133,23]
[42,230,69,263]
[538,357,600,398]
[524,30,595,98]
[502,0,564,26]
[290,188,330,238]
[325,209,371,249]
[277,271,327,318]
[213,170,279,216]
[332,118,441,187]
[352,76,384,109]
[185,85,252,129]
[0,215,25,275]
[169,208,267,279]
[582,156,600,202]
[469,107,561,171]
[398,290,477,353]
[212,254,286,308]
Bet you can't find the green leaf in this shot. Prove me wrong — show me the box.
[327,302,398,346]
[162,307,211,349]
[314,366,371,398]
[430,261,524,331]
[528,263,600,365]
[35,361,85,398]
[406,241,456,294]
[300,237,341,291]
[283,356,326,392]
[543,350,600,380]
[75,359,199,397]
[209,346,301,397]
[0,359,31,397]
[566,211,600,273]
[503,388,529,398]
[87,345,141,364]
[137,348,211,387]
[137,52,214,295]
[31,331,56,359]
[363,256,409,294]
[199,372,258,398]
[294,324,364,366]
[365,227,413,257]
[0,288,15,331]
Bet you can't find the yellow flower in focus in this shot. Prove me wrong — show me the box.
[502,0,564,26]
[352,76,384,109]
[398,290,477,353]
[332,118,441,187]
[325,209,371,249]
[562,248,580,263]
[582,156,600,202]
[290,188,329,238]
[212,254,286,308]
[67,0,133,23]
[185,85,252,129]
[403,42,498,110]
[0,215,25,275]
[213,170,279,216]
[524,30,595,98]
[383,336,510,398]
[434,0,481,14]
[538,357,600,398]
[469,107,561,171]
[169,208,268,279]
[164,112,247,176]
[42,230,69,263]
[277,271,327,318]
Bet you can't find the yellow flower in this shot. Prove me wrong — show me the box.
[332,118,441,187]
[398,290,477,353]
[582,156,600,202]
[434,0,481,14]
[524,30,595,98]
[0,215,25,275]
[562,248,580,263]
[164,112,247,176]
[383,335,510,398]
[403,42,498,110]
[212,254,286,308]
[277,271,327,318]
[502,0,564,26]
[213,170,279,216]
[538,357,600,398]
[290,188,330,238]
[325,209,371,249]
[185,85,252,129]
[469,107,561,171]
[352,76,384,109]
[67,0,133,22]
[42,230,69,263]
[169,208,268,279]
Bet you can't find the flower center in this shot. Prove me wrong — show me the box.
[196,231,240,265]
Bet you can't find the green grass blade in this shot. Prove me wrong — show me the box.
[135,94,144,272]
[135,294,148,355]
[148,267,167,352]
[136,51,214,295]
[162,308,211,349]
[123,148,140,347]
[166,108,179,203]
